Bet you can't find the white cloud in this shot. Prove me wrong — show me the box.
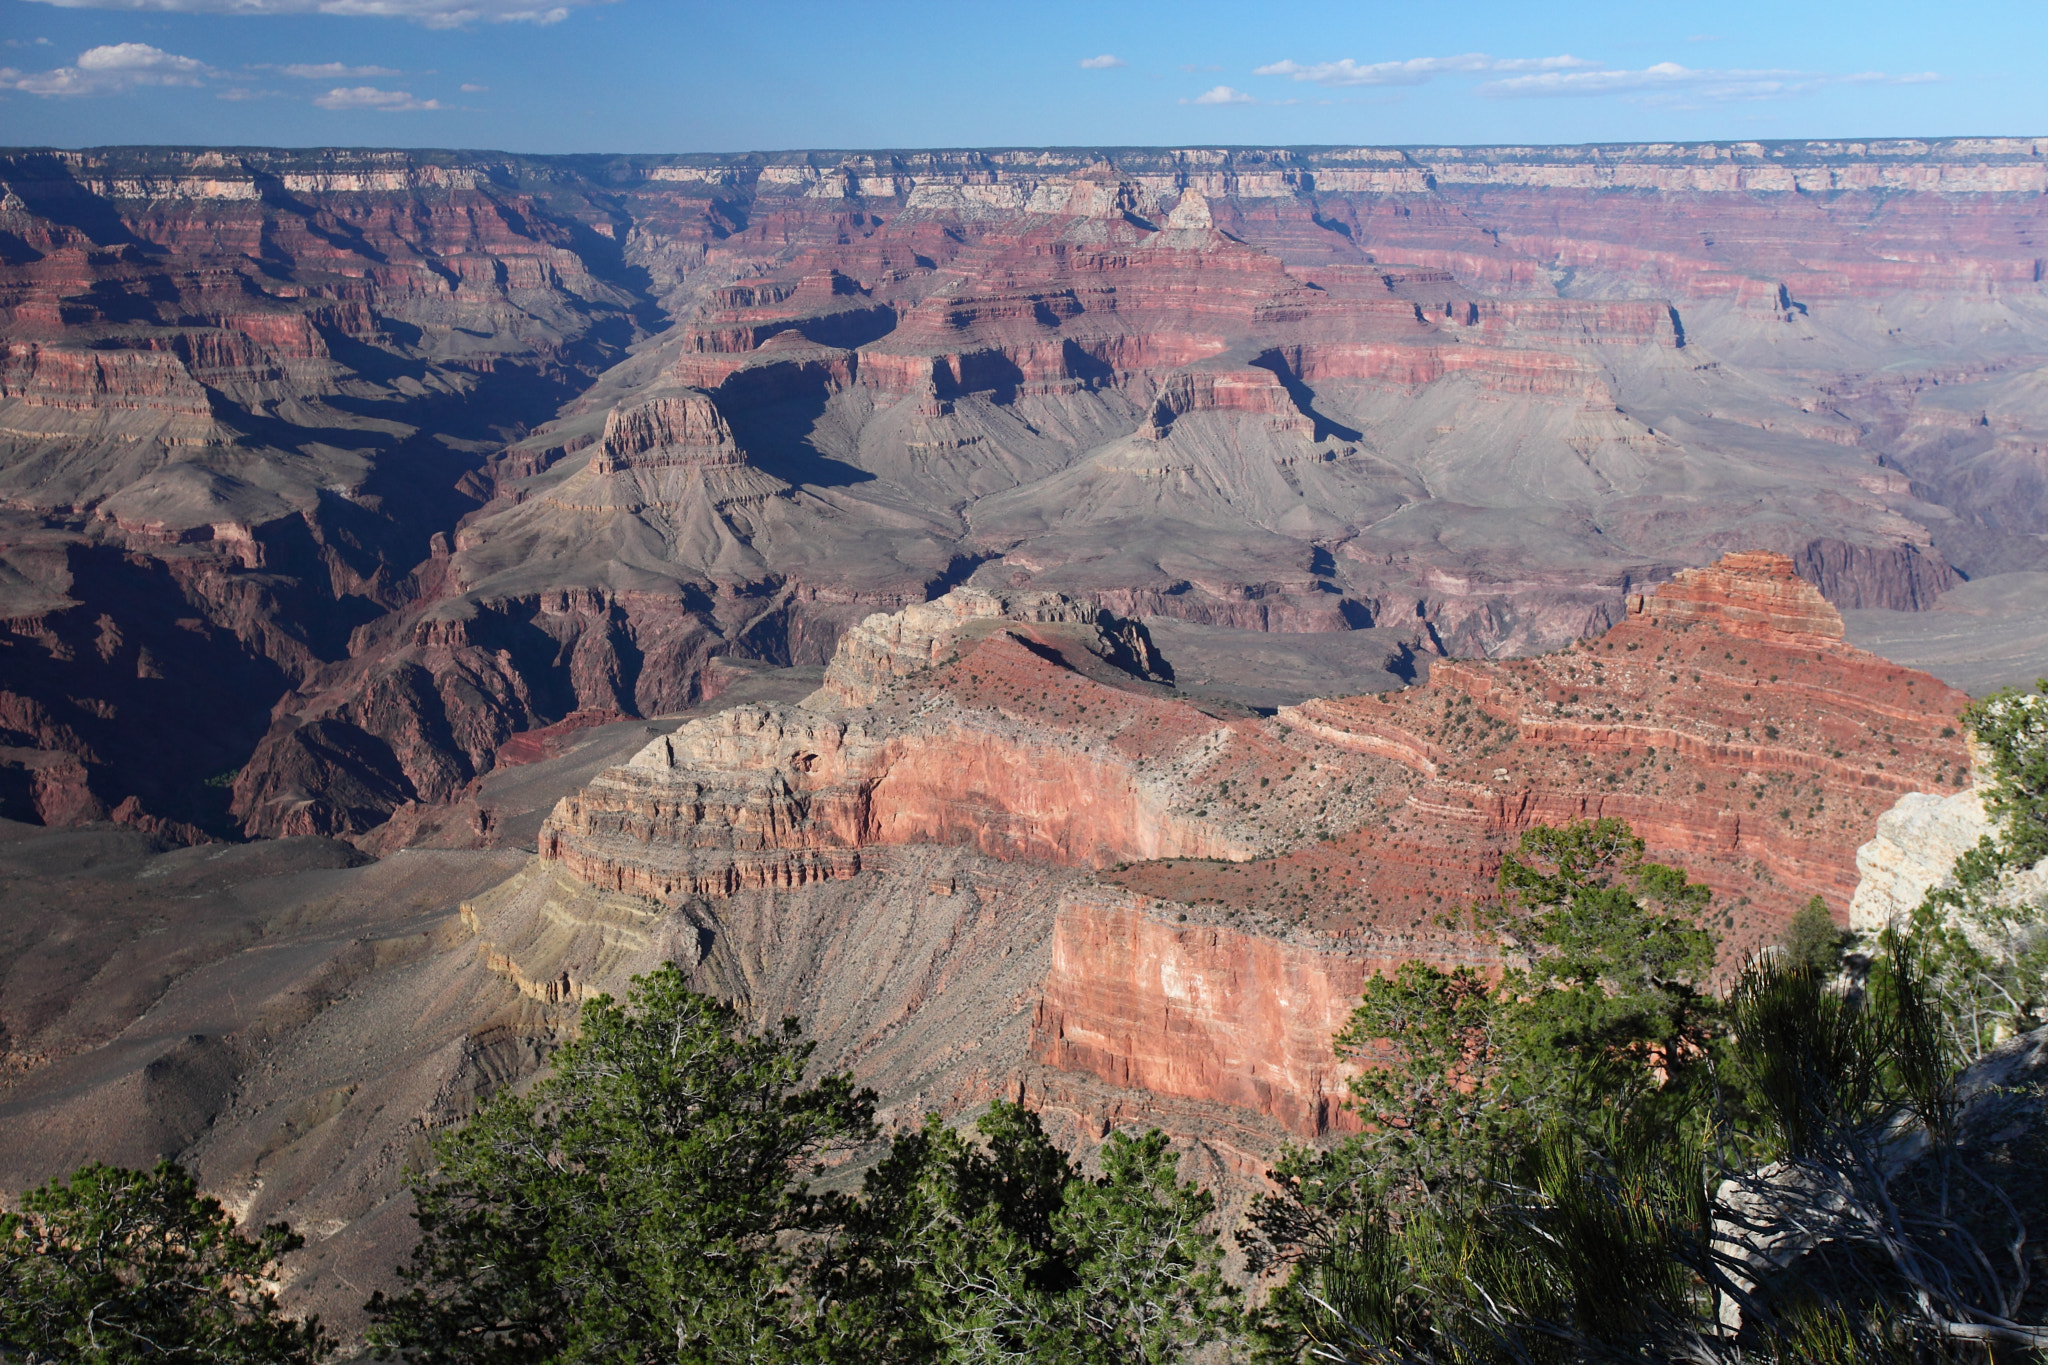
[1189,84,1254,105]
[1078,54,1126,70]
[459,81,487,91]
[1253,53,1595,87]
[1479,62,1796,98]
[313,83,442,109]
[3,41,212,94]
[266,60,404,77]
[78,41,209,73]
[19,0,608,27]
[1251,50,1941,104]
[1476,61,1933,100]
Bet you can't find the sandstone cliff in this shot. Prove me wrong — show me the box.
[4,141,2037,847]
[512,554,1971,1139]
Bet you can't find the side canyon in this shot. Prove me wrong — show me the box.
[1,138,2043,1335]
[2,140,2044,838]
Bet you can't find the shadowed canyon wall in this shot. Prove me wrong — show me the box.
[3,141,2044,839]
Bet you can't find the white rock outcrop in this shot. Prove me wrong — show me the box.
[1850,785,2048,933]
[814,588,1166,706]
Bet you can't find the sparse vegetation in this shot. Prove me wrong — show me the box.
[1,1161,329,1364]
[14,802,2041,1362]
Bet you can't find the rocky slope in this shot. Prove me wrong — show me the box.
[2,141,2043,840]
[0,551,1980,1340]
[524,552,1967,1139]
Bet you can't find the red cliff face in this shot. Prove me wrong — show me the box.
[538,626,1261,896]
[1063,554,1970,1132]
[3,142,2037,841]
[528,556,1972,1139]
[1033,886,1497,1136]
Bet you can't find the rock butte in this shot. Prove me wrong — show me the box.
[1,142,2040,840]
[0,556,1985,1335]
[525,551,1969,1138]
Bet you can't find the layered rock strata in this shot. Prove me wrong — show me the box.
[1259,553,1970,932]
[525,554,1972,1139]
[5,142,2039,844]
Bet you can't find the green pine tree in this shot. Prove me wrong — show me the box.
[366,964,876,1364]
[0,1160,328,1364]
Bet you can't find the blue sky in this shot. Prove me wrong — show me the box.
[0,0,2039,153]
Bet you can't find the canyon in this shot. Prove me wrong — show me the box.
[0,137,2042,1337]
[0,551,1984,1333]
[2,140,2044,840]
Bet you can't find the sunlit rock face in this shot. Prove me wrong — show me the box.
[528,555,1972,1136]
[1851,786,2048,936]
[3,142,2041,840]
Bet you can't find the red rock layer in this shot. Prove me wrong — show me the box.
[1068,553,1970,1130]
[1033,886,1497,1136]
[536,555,1973,1137]
[537,626,1265,896]
[1112,552,1967,936]
[4,143,2035,840]
[1631,551,1849,641]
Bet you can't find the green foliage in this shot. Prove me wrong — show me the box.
[370,971,1236,1365]
[1967,679,2048,872]
[366,963,877,1364]
[1903,679,2048,1060]
[829,1102,1080,1361]
[1251,818,2048,1362]
[839,1109,1238,1364]
[1728,954,1885,1160]
[1259,932,2048,1363]
[1055,1129,1238,1363]
[1254,1109,1721,1364]
[1779,894,1850,975]
[1308,820,1719,1209]
[0,1160,328,1364]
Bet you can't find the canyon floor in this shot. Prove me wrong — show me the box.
[1843,570,2048,696]
[0,138,2044,1340]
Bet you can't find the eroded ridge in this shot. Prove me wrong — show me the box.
[528,554,1972,1138]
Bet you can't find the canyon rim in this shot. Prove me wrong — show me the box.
[1,136,2045,1335]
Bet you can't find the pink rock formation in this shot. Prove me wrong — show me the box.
[532,555,1973,1137]
[1032,886,1496,1136]
[1,142,2036,839]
